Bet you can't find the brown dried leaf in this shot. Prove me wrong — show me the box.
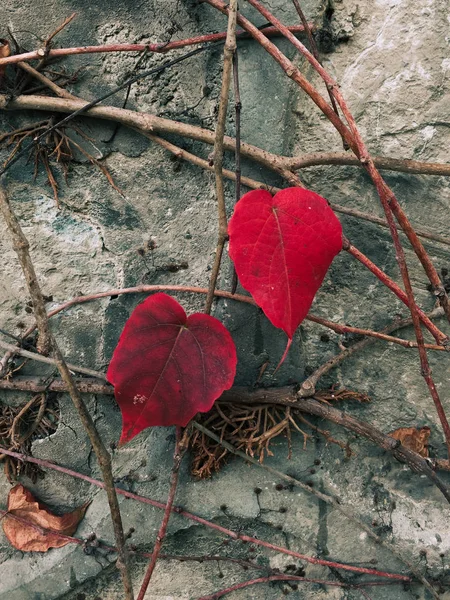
[389,426,431,457]
[3,484,89,552]
[0,39,11,83]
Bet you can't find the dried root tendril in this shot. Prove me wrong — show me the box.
[0,118,121,206]
[189,389,365,478]
[0,392,59,483]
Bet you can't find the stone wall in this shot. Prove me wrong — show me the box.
[0,0,449,598]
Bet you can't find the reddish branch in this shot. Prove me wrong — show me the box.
[22,285,450,348]
[137,427,184,599]
[0,507,402,597]
[0,25,314,67]
[2,94,450,248]
[306,314,445,352]
[0,187,134,599]
[0,445,411,581]
[0,283,445,382]
[342,238,447,345]
[203,0,450,458]
[196,575,396,600]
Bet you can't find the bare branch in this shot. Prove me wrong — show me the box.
[205,0,238,314]
[0,186,134,600]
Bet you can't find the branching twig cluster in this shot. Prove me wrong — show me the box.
[0,118,121,205]
[0,5,449,599]
[0,186,134,599]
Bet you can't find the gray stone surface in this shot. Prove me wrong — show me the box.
[0,0,449,599]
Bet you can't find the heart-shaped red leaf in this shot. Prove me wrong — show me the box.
[106,293,237,445]
[229,187,342,339]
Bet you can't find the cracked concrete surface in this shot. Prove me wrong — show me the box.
[0,0,449,598]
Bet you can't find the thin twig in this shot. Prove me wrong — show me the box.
[230,44,241,294]
[0,338,107,379]
[306,313,446,351]
[193,421,439,598]
[287,151,450,176]
[197,575,401,600]
[0,446,408,581]
[144,132,450,247]
[44,13,76,47]
[291,0,346,149]
[213,0,450,456]
[0,376,113,394]
[0,504,403,594]
[0,189,51,353]
[137,427,184,599]
[329,203,450,247]
[16,61,78,99]
[0,284,444,380]
[203,0,354,147]
[205,0,238,314]
[0,186,134,599]
[0,25,314,67]
[299,307,444,397]
[342,237,447,344]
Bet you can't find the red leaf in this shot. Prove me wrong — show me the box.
[3,484,89,552]
[228,187,342,338]
[106,293,237,445]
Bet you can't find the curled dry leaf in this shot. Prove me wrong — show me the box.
[0,39,10,83]
[107,293,237,445]
[3,484,89,552]
[389,426,431,457]
[228,187,342,365]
